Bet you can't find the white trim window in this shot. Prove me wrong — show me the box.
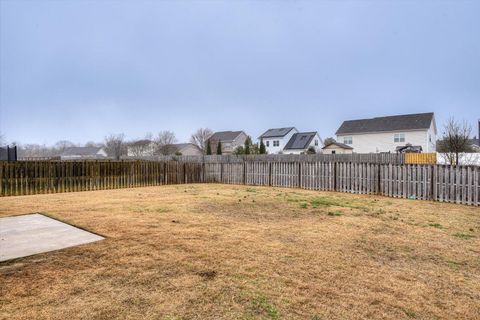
[314,139,319,146]
[394,133,405,143]
[273,140,280,147]
[343,136,353,145]
[266,141,269,147]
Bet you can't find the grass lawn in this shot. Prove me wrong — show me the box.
[0,184,479,319]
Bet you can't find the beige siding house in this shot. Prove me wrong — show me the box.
[171,143,203,156]
[335,112,437,153]
[208,131,248,154]
[322,142,353,154]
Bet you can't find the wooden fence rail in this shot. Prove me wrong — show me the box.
[1,160,479,206]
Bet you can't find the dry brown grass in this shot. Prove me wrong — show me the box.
[0,184,479,320]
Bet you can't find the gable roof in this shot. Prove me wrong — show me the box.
[128,139,153,147]
[470,138,479,147]
[284,132,318,150]
[322,142,353,150]
[336,112,434,135]
[208,131,245,142]
[172,143,201,152]
[61,146,104,156]
[259,127,297,138]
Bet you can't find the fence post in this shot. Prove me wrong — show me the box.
[243,162,247,185]
[164,162,167,185]
[298,162,301,188]
[333,162,337,191]
[268,162,272,186]
[184,162,187,184]
[220,162,224,183]
[377,164,381,195]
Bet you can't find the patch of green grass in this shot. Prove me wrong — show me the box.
[374,208,386,215]
[251,294,280,320]
[310,196,341,208]
[327,211,343,217]
[246,188,257,193]
[428,223,443,229]
[403,309,417,318]
[309,196,368,212]
[299,202,308,209]
[446,260,466,269]
[453,232,475,240]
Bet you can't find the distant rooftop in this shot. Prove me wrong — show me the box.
[284,132,318,150]
[208,131,245,142]
[259,127,296,138]
[336,112,434,135]
[322,141,353,150]
[61,146,104,156]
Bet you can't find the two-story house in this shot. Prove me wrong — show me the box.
[208,131,248,154]
[283,132,323,154]
[335,112,437,153]
[258,127,298,154]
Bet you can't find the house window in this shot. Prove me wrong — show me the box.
[343,136,353,145]
[394,133,405,143]
[331,150,336,154]
[266,141,269,147]
[273,140,280,147]
[314,139,319,146]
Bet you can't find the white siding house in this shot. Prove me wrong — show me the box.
[259,127,298,154]
[283,132,323,154]
[335,113,437,153]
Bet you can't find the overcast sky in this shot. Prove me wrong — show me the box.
[1,0,479,145]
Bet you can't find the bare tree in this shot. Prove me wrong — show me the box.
[84,141,102,147]
[154,131,177,155]
[16,143,56,158]
[190,128,213,154]
[323,137,336,146]
[104,133,126,160]
[437,117,473,165]
[128,139,154,157]
[55,140,75,153]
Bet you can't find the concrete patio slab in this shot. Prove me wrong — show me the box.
[0,213,104,262]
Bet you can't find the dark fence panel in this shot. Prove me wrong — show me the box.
[123,153,405,164]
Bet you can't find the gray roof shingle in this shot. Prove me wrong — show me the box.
[259,127,296,138]
[61,147,103,156]
[208,131,244,142]
[284,132,318,150]
[336,112,434,135]
[322,142,353,150]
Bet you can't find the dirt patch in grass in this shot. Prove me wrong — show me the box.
[0,184,479,319]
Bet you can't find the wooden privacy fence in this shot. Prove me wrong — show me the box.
[405,153,437,165]
[1,160,479,206]
[125,153,406,164]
